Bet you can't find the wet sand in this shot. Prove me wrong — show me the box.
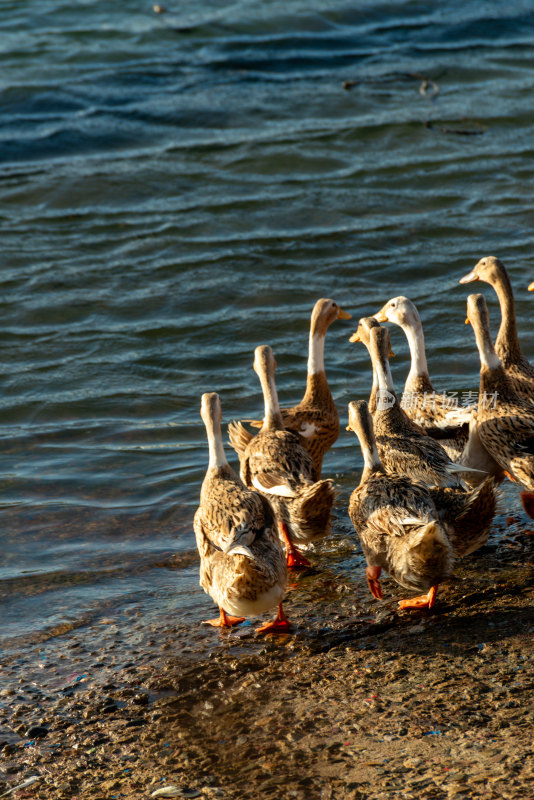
[1,516,533,800]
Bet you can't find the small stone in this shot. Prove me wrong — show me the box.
[25,726,48,739]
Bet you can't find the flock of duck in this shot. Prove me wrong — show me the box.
[194,256,534,632]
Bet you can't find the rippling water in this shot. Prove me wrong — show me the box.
[1,0,533,649]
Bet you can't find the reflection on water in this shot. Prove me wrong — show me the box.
[1,0,533,652]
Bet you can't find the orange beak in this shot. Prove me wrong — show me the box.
[465,316,471,325]
[529,282,534,292]
[349,331,361,343]
[374,308,388,323]
[459,268,479,284]
[338,307,352,320]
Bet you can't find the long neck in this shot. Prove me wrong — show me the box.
[368,367,378,414]
[493,271,521,365]
[307,331,325,376]
[352,404,384,482]
[205,415,228,470]
[402,320,433,392]
[360,437,383,483]
[303,332,335,408]
[473,321,502,376]
[259,368,284,430]
[374,349,395,397]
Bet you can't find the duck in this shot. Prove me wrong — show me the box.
[194,392,290,633]
[349,316,391,414]
[229,345,335,568]
[465,292,534,518]
[372,295,472,458]
[460,256,534,401]
[246,298,351,476]
[347,399,453,610]
[352,324,483,487]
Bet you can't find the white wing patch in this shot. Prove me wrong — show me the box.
[252,475,297,498]
[299,421,317,438]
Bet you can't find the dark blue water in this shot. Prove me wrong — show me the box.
[1,0,533,653]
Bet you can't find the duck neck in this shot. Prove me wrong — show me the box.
[493,271,521,366]
[368,367,378,415]
[373,348,396,410]
[473,320,503,379]
[361,440,383,483]
[205,414,228,471]
[303,333,334,408]
[259,368,284,431]
[402,319,433,393]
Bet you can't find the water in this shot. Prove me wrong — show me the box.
[1,0,533,652]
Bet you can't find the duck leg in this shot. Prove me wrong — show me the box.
[520,491,534,519]
[398,584,438,611]
[256,603,291,634]
[366,565,383,600]
[202,608,245,627]
[279,521,311,569]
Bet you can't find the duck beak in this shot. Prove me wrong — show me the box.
[374,307,388,322]
[459,268,479,284]
[349,331,361,343]
[389,348,395,358]
[346,424,352,431]
[465,316,471,325]
[528,282,534,291]
[338,307,352,320]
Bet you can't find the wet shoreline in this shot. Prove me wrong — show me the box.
[1,514,532,799]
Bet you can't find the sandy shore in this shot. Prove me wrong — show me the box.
[1,516,533,800]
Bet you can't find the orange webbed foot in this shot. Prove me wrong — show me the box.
[256,604,291,634]
[202,609,245,628]
[279,521,312,569]
[286,550,312,570]
[366,566,383,600]
[398,585,438,611]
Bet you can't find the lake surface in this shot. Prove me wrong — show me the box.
[1,0,533,654]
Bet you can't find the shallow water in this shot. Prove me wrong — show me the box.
[1,0,533,651]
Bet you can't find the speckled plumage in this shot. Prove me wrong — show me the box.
[460,257,534,402]
[247,298,351,476]
[466,294,534,492]
[373,296,471,459]
[428,477,498,558]
[347,401,454,594]
[366,326,474,487]
[229,346,334,546]
[195,393,287,623]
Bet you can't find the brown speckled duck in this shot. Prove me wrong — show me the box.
[460,257,534,401]
[347,399,453,610]
[465,293,534,518]
[248,298,351,476]
[349,316,390,414]
[194,392,290,632]
[372,295,471,459]
[355,325,483,487]
[229,345,335,568]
